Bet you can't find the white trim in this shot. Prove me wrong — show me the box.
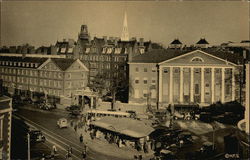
[65,59,89,72]
[158,49,238,66]
[190,67,194,102]
[159,66,163,102]
[179,67,184,103]
[169,67,173,103]
[190,56,204,62]
[201,67,205,103]
[0,115,3,141]
[211,68,215,103]
[37,58,52,70]
[157,65,235,69]
[128,62,157,65]
[221,68,225,103]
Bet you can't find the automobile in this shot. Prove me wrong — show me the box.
[157,149,176,160]
[40,103,56,110]
[126,110,137,118]
[199,141,216,157]
[65,105,81,112]
[29,130,46,143]
[173,112,185,120]
[177,131,194,146]
[57,118,68,128]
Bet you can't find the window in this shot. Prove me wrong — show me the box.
[135,78,139,84]
[134,89,139,98]
[143,78,148,84]
[0,115,3,141]
[135,67,139,72]
[164,68,168,73]
[152,67,156,72]
[151,89,156,98]
[144,68,147,72]
[195,84,199,95]
[191,57,204,62]
[226,84,231,95]
[143,90,148,98]
[152,79,156,84]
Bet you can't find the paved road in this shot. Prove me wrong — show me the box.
[15,107,131,160]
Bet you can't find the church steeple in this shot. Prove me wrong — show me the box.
[121,12,129,41]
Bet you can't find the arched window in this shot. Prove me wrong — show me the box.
[191,57,204,62]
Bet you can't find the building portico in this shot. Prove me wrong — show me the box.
[158,65,235,106]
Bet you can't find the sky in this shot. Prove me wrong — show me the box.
[1,1,249,48]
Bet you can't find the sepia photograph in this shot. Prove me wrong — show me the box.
[0,0,249,160]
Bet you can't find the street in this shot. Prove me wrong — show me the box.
[15,106,140,160]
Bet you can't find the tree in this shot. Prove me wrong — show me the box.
[88,68,132,110]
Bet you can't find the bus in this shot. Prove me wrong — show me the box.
[86,110,131,118]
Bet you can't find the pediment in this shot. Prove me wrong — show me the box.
[159,50,237,66]
[38,59,61,71]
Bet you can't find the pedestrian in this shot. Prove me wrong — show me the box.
[81,150,87,160]
[68,145,73,154]
[52,145,57,154]
[74,125,77,132]
[41,154,45,160]
[80,134,83,143]
[138,155,142,160]
[134,155,138,160]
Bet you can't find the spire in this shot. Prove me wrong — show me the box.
[121,12,129,41]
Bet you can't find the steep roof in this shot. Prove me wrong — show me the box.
[0,56,48,68]
[196,38,209,44]
[51,58,76,71]
[170,39,182,44]
[130,48,246,64]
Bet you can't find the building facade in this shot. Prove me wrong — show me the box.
[0,56,89,106]
[0,96,12,160]
[129,49,246,107]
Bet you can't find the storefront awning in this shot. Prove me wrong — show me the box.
[91,117,154,138]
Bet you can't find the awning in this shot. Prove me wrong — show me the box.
[90,117,154,138]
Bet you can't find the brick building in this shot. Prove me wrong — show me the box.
[128,48,248,108]
[0,96,12,160]
[0,56,89,106]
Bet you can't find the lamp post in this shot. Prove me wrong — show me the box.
[27,133,30,160]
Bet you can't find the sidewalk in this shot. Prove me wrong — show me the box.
[70,120,155,160]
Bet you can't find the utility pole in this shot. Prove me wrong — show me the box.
[27,133,30,160]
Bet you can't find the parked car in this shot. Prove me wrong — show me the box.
[65,105,81,112]
[157,149,176,160]
[40,103,56,110]
[29,130,46,143]
[57,118,68,128]
[68,110,82,117]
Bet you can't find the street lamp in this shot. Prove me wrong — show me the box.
[27,133,30,160]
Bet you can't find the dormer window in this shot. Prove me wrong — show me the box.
[107,48,113,54]
[22,63,25,67]
[85,48,90,53]
[18,62,21,66]
[10,62,13,66]
[61,48,66,53]
[35,63,38,68]
[191,57,204,62]
[115,48,121,54]
[26,63,29,67]
[68,47,73,53]
[124,48,128,54]
[139,48,145,54]
[102,48,107,54]
[14,62,17,66]
[6,61,9,65]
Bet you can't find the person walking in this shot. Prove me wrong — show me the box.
[79,134,83,143]
[81,150,87,160]
[68,145,73,154]
[52,145,57,154]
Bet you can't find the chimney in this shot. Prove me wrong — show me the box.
[103,36,108,44]
[128,47,133,62]
[139,38,144,46]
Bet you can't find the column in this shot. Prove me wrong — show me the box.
[211,68,215,103]
[190,67,194,102]
[201,67,205,103]
[221,68,225,103]
[179,67,184,103]
[159,66,163,102]
[169,67,173,103]
[232,68,235,101]
[90,96,94,109]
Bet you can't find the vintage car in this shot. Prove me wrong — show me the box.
[57,118,68,128]
[29,130,46,143]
